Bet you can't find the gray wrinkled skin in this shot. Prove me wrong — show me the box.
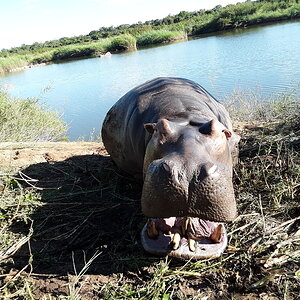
[102,77,240,222]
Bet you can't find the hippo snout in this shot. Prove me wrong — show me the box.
[142,159,189,217]
[141,160,237,222]
[150,160,189,191]
[187,165,237,221]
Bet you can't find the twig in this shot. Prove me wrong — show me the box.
[18,171,39,182]
[69,250,102,298]
[0,222,34,292]
[18,171,49,190]
[263,250,300,268]
[269,216,300,234]
[0,264,31,291]
[228,221,257,236]
[258,194,266,233]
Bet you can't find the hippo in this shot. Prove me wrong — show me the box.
[102,77,240,259]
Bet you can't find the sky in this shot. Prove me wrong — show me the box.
[0,0,242,50]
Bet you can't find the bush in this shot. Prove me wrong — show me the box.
[0,56,28,74]
[136,30,186,47]
[52,45,96,60]
[0,92,67,142]
[107,34,137,52]
[192,17,221,34]
[30,51,54,64]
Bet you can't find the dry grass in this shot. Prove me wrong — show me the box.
[0,90,299,299]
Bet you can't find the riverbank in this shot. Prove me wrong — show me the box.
[1,0,299,75]
[0,116,299,299]
[0,30,186,75]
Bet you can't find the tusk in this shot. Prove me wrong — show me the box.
[207,164,217,175]
[147,219,159,239]
[188,238,196,252]
[172,232,181,250]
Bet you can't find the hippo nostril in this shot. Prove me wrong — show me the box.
[201,163,219,178]
[161,162,183,186]
[162,162,171,172]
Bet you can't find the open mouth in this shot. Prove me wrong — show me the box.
[141,217,227,259]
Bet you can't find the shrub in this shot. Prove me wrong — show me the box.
[30,51,54,64]
[136,30,186,47]
[192,17,221,35]
[52,45,96,60]
[0,92,67,142]
[0,56,28,74]
[107,34,137,52]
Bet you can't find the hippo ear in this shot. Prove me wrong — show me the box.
[157,119,173,135]
[211,119,232,140]
[144,123,156,133]
[222,129,232,140]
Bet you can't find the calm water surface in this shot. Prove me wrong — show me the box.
[1,21,299,140]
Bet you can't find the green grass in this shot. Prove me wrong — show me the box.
[107,34,137,52]
[0,55,29,74]
[52,44,99,61]
[0,92,67,142]
[191,2,300,35]
[52,35,137,60]
[0,35,137,74]
[136,30,187,47]
[29,50,55,64]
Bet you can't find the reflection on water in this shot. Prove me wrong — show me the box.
[0,21,299,140]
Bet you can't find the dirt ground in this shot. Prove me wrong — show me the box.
[0,127,299,299]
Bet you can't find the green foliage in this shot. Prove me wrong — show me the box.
[136,30,186,46]
[0,55,29,74]
[107,34,137,52]
[52,44,97,60]
[0,92,67,142]
[52,35,136,60]
[0,0,299,73]
[30,50,54,64]
[192,0,300,34]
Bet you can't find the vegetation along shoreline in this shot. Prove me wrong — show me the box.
[0,0,300,75]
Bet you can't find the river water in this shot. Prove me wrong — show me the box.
[1,21,299,140]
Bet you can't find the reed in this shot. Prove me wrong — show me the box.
[136,30,187,47]
[0,55,29,74]
[107,34,137,52]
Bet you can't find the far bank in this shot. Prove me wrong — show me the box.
[1,0,299,75]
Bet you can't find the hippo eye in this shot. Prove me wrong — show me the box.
[189,120,204,127]
[198,122,211,135]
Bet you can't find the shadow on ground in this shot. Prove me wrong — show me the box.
[8,153,155,276]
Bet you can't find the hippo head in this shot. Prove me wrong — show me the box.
[142,118,237,222]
